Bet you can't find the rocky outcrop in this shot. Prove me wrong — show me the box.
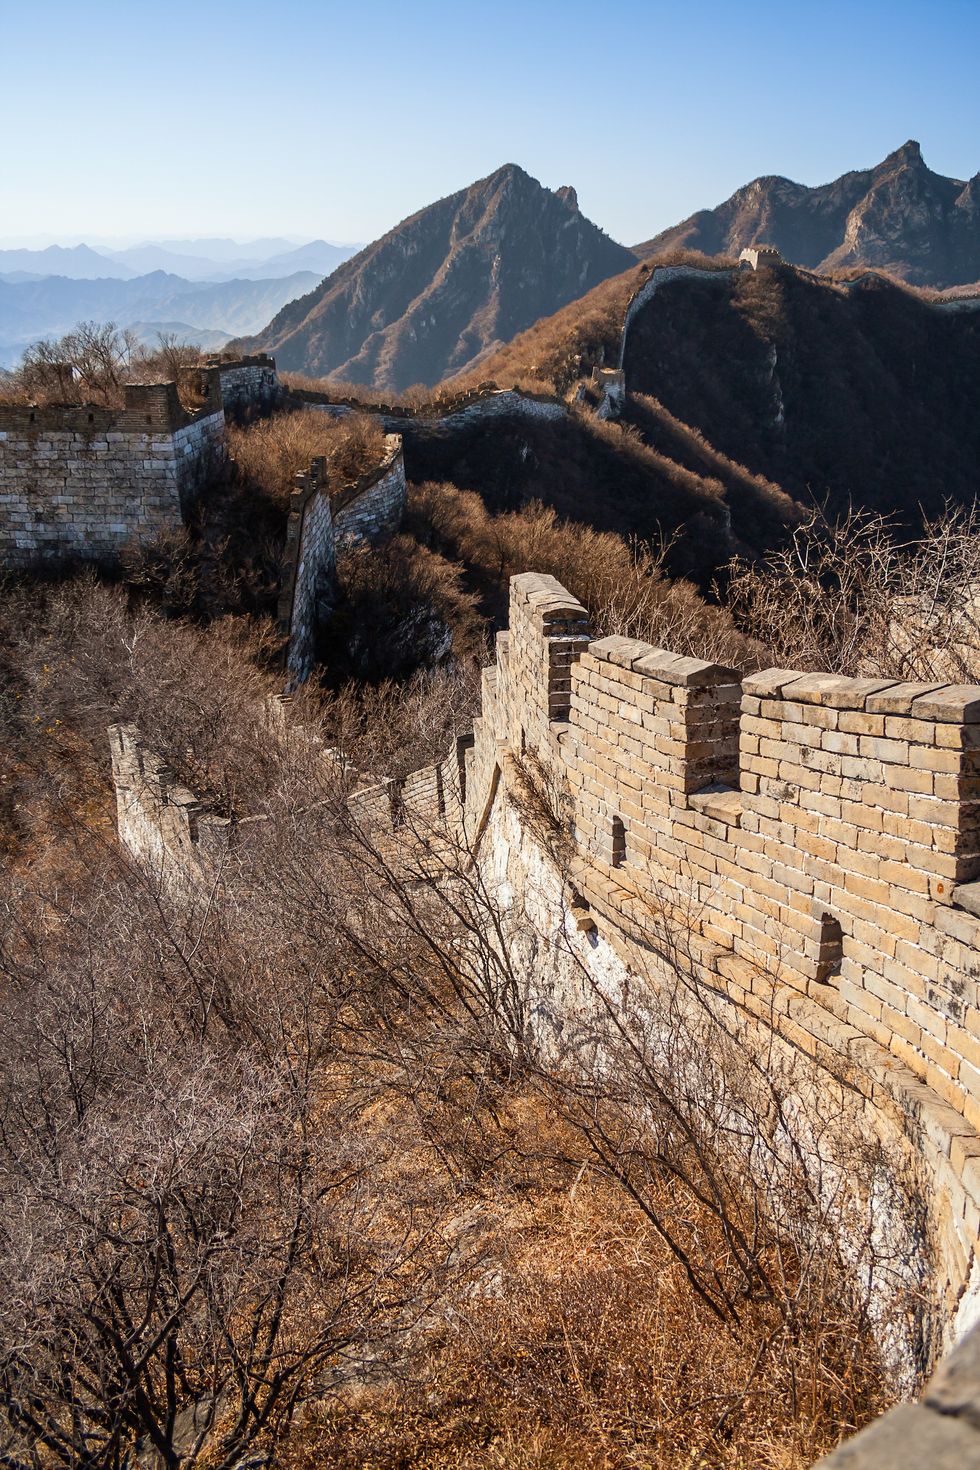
[237,165,635,390]
[638,142,980,288]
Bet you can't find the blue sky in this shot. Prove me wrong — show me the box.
[4,0,979,248]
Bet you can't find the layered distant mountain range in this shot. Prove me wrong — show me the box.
[6,142,978,380]
[0,237,360,368]
[0,237,357,284]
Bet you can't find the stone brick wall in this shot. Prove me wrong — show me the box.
[277,457,337,687]
[302,386,567,435]
[333,435,406,543]
[0,381,225,566]
[0,358,279,568]
[107,570,980,1466]
[108,723,240,890]
[215,355,280,416]
[452,577,980,1339]
[435,572,980,1458]
[277,437,406,685]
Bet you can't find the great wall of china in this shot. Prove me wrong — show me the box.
[109,569,980,1467]
[7,268,980,1464]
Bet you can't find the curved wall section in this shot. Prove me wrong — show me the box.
[450,576,980,1363]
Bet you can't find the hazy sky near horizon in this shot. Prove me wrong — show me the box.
[4,0,979,248]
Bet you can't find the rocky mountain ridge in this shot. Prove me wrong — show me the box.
[236,165,635,391]
[636,141,980,287]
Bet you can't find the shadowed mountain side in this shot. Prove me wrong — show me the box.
[396,411,791,583]
[636,141,980,288]
[236,165,636,391]
[622,262,980,524]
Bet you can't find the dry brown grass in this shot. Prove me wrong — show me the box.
[283,1102,886,1470]
[448,251,735,398]
[408,482,763,668]
[227,408,386,503]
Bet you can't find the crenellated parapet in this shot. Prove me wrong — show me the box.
[443,576,980,1368]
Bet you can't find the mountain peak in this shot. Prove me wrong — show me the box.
[485,162,532,187]
[636,140,979,287]
[241,169,634,389]
[882,139,924,169]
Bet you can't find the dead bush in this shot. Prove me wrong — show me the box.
[409,482,762,668]
[228,409,386,503]
[728,504,980,679]
[323,533,487,685]
[7,324,207,407]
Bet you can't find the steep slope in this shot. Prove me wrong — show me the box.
[636,142,980,287]
[416,256,980,576]
[619,262,980,523]
[237,165,635,390]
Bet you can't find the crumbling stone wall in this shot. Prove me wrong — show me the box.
[0,358,280,568]
[333,435,407,544]
[277,437,406,685]
[617,262,736,368]
[0,381,224,566]
[215,355,279,416]
[277,457,337,687]
[302,386,567,435]
[109,723,239,890]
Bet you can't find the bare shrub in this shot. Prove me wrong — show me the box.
[728,504,980,679]
[409,482,762,667]
[0,577,284,820]
[8,324,208,408]
[0,836,444,1470]
[228,409,385,504]
[325,533,487,684]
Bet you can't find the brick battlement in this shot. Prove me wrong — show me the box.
[431,575,980,1388]
[468,577,980,1124]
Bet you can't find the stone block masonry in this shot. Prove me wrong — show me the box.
[447,574,980,1464]
[0,356,278,569]
[333,434,407,544]
[278,456,337,688]
[109,723,245,890]
[213,356,280,418]
[109,571,980,1468]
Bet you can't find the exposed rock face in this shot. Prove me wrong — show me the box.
[238,165,635,390]
[638,141,980,287]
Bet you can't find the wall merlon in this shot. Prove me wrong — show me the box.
[461,577,980,1171]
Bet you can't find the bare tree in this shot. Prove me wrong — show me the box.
[727,504,980,680]
[0,845,441,1470]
